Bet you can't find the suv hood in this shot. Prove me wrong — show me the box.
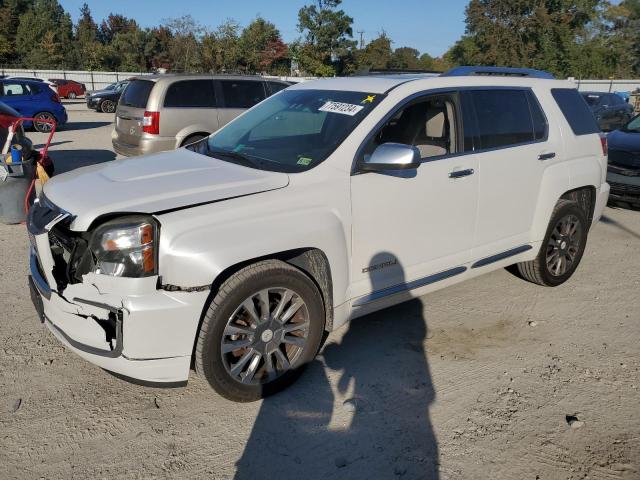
[44,149,290,231]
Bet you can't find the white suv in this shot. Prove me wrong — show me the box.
[27,67,610,401]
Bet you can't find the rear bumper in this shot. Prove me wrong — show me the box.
[112,132,177,157]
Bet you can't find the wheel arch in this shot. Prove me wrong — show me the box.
[180,132,210,147]
[189,247,334,362]
[531,159,600,241]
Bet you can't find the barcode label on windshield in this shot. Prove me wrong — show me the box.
[319,101,364,116]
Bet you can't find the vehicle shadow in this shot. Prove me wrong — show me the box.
[48,149,116,174]
[234,253,439,479]
[601,214,640,241]
[62,121,112,131]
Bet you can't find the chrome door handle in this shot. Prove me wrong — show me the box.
[449,168,475,179]
[538,152,556,161]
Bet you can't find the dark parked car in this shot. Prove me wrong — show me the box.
[48,79,86,99]
[607,114,640,208]
[86,80,129,113]
[0,79,67,132]
[581,91,634,132]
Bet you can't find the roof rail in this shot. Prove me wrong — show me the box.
[441,66,555,80]
[353,68,441,76]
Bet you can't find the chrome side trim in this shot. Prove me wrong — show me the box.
[353,266,467,307]
[471,245,533,269]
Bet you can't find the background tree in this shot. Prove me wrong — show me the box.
[15,0,74,67]
[295,0,356,76]
[0,0,30,64]
[163,15,203,72]
[239,17,287,73]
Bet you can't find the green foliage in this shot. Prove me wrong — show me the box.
[447,0,639,78]
[296,0,356,76]
[0,0,635,79]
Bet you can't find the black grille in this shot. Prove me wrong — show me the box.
[609,181,640,196]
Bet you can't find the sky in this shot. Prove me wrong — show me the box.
[58,0,469,57]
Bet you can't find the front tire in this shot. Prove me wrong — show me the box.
[100,100,116,113]
[514,200,588,286]
[195,260,325,402]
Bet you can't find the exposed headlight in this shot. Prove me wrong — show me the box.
[89,215,158,277]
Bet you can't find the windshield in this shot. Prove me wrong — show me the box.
[104,83,116,91]
[624,114,640,132]
[582,93,601,106]
[202,89,383,172]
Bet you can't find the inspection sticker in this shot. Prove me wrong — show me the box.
[319,101,364,116]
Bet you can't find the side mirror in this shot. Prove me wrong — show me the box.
[361,142,421,172]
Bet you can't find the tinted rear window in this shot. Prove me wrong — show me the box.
[164,80,216,108]
[469,89,540,149]
[268,81,289,95]
[120,80,154,108]
[552,88,599,135]
[219,80,266,108]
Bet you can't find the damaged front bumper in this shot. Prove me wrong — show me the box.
[27,205,209,387]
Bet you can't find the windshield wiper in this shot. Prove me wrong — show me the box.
[206,147,260,168]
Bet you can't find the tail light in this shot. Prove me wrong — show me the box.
[599,133,607,156]
[142,111,160,135]
[51,93,60,103]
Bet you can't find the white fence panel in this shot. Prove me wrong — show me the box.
[570,78,640,93]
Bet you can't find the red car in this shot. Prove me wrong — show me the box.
[48,79,86,99]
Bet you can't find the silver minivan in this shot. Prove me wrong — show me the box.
[112,74,290,157]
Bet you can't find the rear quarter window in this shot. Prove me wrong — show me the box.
[551,88,600,135]
[164,80,216,108]
[120,80,154,108]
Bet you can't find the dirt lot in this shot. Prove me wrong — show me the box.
[1,102,639,480]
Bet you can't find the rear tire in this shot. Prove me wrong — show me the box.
[514,200,588,287]
[32,112,56,133]
[181,134,208,147]
[100,100,116,113]
[68,92,77,99]
[195,260,325,402]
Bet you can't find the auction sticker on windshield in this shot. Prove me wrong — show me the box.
[319,101,364,116]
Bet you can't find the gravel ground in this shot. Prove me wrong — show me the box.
[1,102,639,480]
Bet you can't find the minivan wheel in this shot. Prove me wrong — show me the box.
[514,200,588,287]
[100,100,116,113]
[68,92,76,99]
[33,112,56,133]
[195,260,325,402]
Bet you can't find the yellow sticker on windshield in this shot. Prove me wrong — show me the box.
[361,95,376,104]
[297,157,313,166]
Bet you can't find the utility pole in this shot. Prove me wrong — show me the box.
[357,30,365,49]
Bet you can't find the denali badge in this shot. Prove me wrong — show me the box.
[362,258,398,273]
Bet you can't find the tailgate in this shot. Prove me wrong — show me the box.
[115,105,145,145]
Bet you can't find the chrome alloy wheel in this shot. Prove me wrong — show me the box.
[221,288,310,385]
[546,214,582,277]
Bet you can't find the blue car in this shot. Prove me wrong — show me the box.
[0,79,67,132]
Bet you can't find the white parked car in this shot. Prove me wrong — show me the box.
[27,67,609,401]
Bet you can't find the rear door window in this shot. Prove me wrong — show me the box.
[120,80,153,108]
[164,80,216,108]
[551,88,600,135]
[468,89,538,149]
[219,80,266,108]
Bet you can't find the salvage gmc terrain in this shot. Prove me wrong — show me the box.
[27,67,610,401]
